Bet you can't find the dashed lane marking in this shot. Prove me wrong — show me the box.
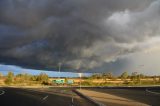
[42,95,48,101]
[0,90,5,95]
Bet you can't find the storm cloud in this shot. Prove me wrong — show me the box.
[0,0,159,72]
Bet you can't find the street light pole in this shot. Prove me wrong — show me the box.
[79,73,82,90]
[59,63,61,79]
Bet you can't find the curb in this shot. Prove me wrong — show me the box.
[73,89,106,106]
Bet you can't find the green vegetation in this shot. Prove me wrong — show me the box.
[0,72,3,79]
[84,72,160,86]
[0,72,49,86]
[36,73,49,85]
[0,71,160,87]
[5,72,14,85]
[120,72,128,80]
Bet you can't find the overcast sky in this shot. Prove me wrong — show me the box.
[0,0,160,75]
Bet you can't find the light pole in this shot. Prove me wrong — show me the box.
[79,73,82,90]
[58,63,62,79]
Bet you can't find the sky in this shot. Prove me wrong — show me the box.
[0,64,91,77]
[0,0,160,75]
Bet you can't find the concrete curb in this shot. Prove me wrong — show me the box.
[73,89,106,106]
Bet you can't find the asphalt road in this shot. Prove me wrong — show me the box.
[0,87,94,106]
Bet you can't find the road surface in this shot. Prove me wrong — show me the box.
[84,87,160,106]
[0,87,94,106]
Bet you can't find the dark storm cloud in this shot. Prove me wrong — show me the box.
[0,0,159,72]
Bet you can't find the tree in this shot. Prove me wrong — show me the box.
[90,73,101,79]
[153,76,157,84]
[37,73,49,84]
[120,72,128,80]
[159,76,160,83]
[23,73,32,81]
[106,72,113,79]
[130,72,143,84]
[31,75,38,81]
[5,72,14,85]
[15,73,32,83]
[0,72,3,79]
[131,72,138,79]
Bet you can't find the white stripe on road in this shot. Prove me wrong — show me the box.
[0,90,5,95]
[42,95,48,100]
[146,89,160,95]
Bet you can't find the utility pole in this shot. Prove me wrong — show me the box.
[58,63,62,79]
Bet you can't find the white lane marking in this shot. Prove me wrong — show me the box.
[0,90,5,95]
[42,95,48,101]
[146,89,160,95]
[72,97,74,103]
[70,96,74,106]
